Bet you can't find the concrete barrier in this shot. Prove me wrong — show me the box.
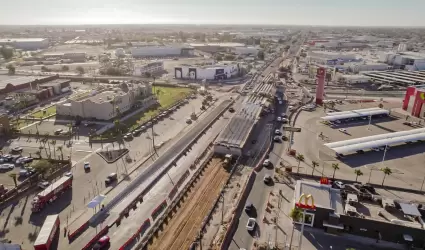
[67,221,89,242]
[118,219,151,250]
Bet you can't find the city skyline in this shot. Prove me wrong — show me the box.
[1,0,425,27]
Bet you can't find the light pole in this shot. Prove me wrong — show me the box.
[367,115,372,131]
[381,145,388,166]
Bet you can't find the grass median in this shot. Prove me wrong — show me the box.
[31,106,57,118]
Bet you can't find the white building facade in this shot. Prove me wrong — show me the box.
[380,52,425,71]
[133,61,164,76]
[0,38,49,50]
[131,46,194,58]
[174,63,241,80]
[56,82,156,120]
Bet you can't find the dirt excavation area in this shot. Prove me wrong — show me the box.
[147,157,230,250]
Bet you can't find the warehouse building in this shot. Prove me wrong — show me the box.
[0,38,49,50]
[174,62,241,80]
[0,75,55,98]
[56,82,156,120]
[380,52,425,71]
[189,43,247,53]
[38,79,71,95]
[133,61,164,76]
[307,51,360,65]
[42,52,87,62]
[130,46,194,58]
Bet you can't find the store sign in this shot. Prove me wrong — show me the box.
[296,193,316,209]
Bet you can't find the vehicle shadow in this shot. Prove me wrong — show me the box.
[29,188,73,227]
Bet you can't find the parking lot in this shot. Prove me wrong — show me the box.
[0,153,36,188]
[292,99,425,195]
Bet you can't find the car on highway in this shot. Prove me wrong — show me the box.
[338,128,347,134]
[372,147,381,152]
[84,162,91,172]
[105,173,118,186]
[274,129,281,135]
[273,136,281,142]
[246,218,256,231]
[38,181,50,189]
[276,116,282,122]
[245,202,254,213]
[263,159,271,167]
[124,133,133,140]
[263,175,272,184]
[92,235,110,249]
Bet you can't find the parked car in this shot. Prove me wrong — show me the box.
[263,159,271,167]
[54,129,63,135]
[338,128,347,134]
[246,218,256,231]
[65,172,73,179]
[11,146,23,153]
[273,136,281,142]
[0,164,14,171]
[229,107,235,113]
[333,181,345,189]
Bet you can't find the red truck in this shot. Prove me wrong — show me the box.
[34,214,60,250]
[31,176,73,212]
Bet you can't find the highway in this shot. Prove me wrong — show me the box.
[66,98,233,249]
[229,37,302,250]
[0,94,228,249]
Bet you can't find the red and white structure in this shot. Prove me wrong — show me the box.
[34,214,60,250]
[315,67,326,105]
[403,85,425,117]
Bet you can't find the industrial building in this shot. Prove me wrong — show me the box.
[174,62,241,80]
[0,38,49,50]
[130,46,194,58]
[362,71,425,86]
[42,52,87,62]
[307,51,360,65]
[0,75,56,98]
[229,46,260,55]
[379,52,425,71]
[56,82,156,120]
[133,61,164,76]
[189,43,246,53]
[38,79,71,95]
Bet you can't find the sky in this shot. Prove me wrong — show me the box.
[1,0,424,27]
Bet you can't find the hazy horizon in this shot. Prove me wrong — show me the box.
[1,0,425,27]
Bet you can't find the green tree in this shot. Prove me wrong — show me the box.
[8,173,18,187]
[257,50,265,60]
[381,167,392,186]
[6,64,15,75]
[296,153,305,174]
[354,169,363,182]
[311,161,319,176]
[0,46,13,59]
[76,66,85,75]
[144,72,152,78]
[289,207,303,222]
[30,159,53,178]
[332,163,340,179]
[56,146,63,160]
[62,65,69,71]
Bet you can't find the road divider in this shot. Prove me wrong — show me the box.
[118,219,151,250]
[67,221,89,242]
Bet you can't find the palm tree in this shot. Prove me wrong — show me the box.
[311,161,319,176]
[56,146,63,160]
[296,153,305,174]
[331,163,339,179]
[114,119,121,134]
[115,107,121,118]
[381,167,392,186]
[8,173,18,187]
[354,169,363,182]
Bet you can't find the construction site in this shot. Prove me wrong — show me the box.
[146,157,231,250]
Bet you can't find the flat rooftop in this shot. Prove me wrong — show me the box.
[39,79,71,87]
[362,71,425,85]
[0,38,46,42]
[295,181,344,214]
[79,90,127,104]
[216,103,261,148]
[0,76,50,89]
[189,42,245,47]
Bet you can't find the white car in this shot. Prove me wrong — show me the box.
[38,181,50,189]
[246,218,256,231]
[276,116,282,122]
[338,128,347,133]
[372,147,380,152]
[263,159,271,166]
[274,129,282,135]
[333,181,345,189]
[0,164,14,170]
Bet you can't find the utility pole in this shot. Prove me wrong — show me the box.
[151,115,158,156]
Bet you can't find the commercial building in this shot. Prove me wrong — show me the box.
[0,75,56,99]
[42,52,87,62]
[189,43,246,53]
[307,51,360,65]
[56,82,156,120]
[38,79,71,95]
[130,46,194,58]
[0,38,49,50]
[133,61,164,76]
[294,180,425,248]
[174,62,242,80]
[380,52,425,71]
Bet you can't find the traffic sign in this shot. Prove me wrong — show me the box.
[283,127,301,132]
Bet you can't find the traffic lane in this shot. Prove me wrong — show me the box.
[108,117,225,249]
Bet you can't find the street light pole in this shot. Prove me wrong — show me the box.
[368,166,373,183]
[382,145,388,166]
